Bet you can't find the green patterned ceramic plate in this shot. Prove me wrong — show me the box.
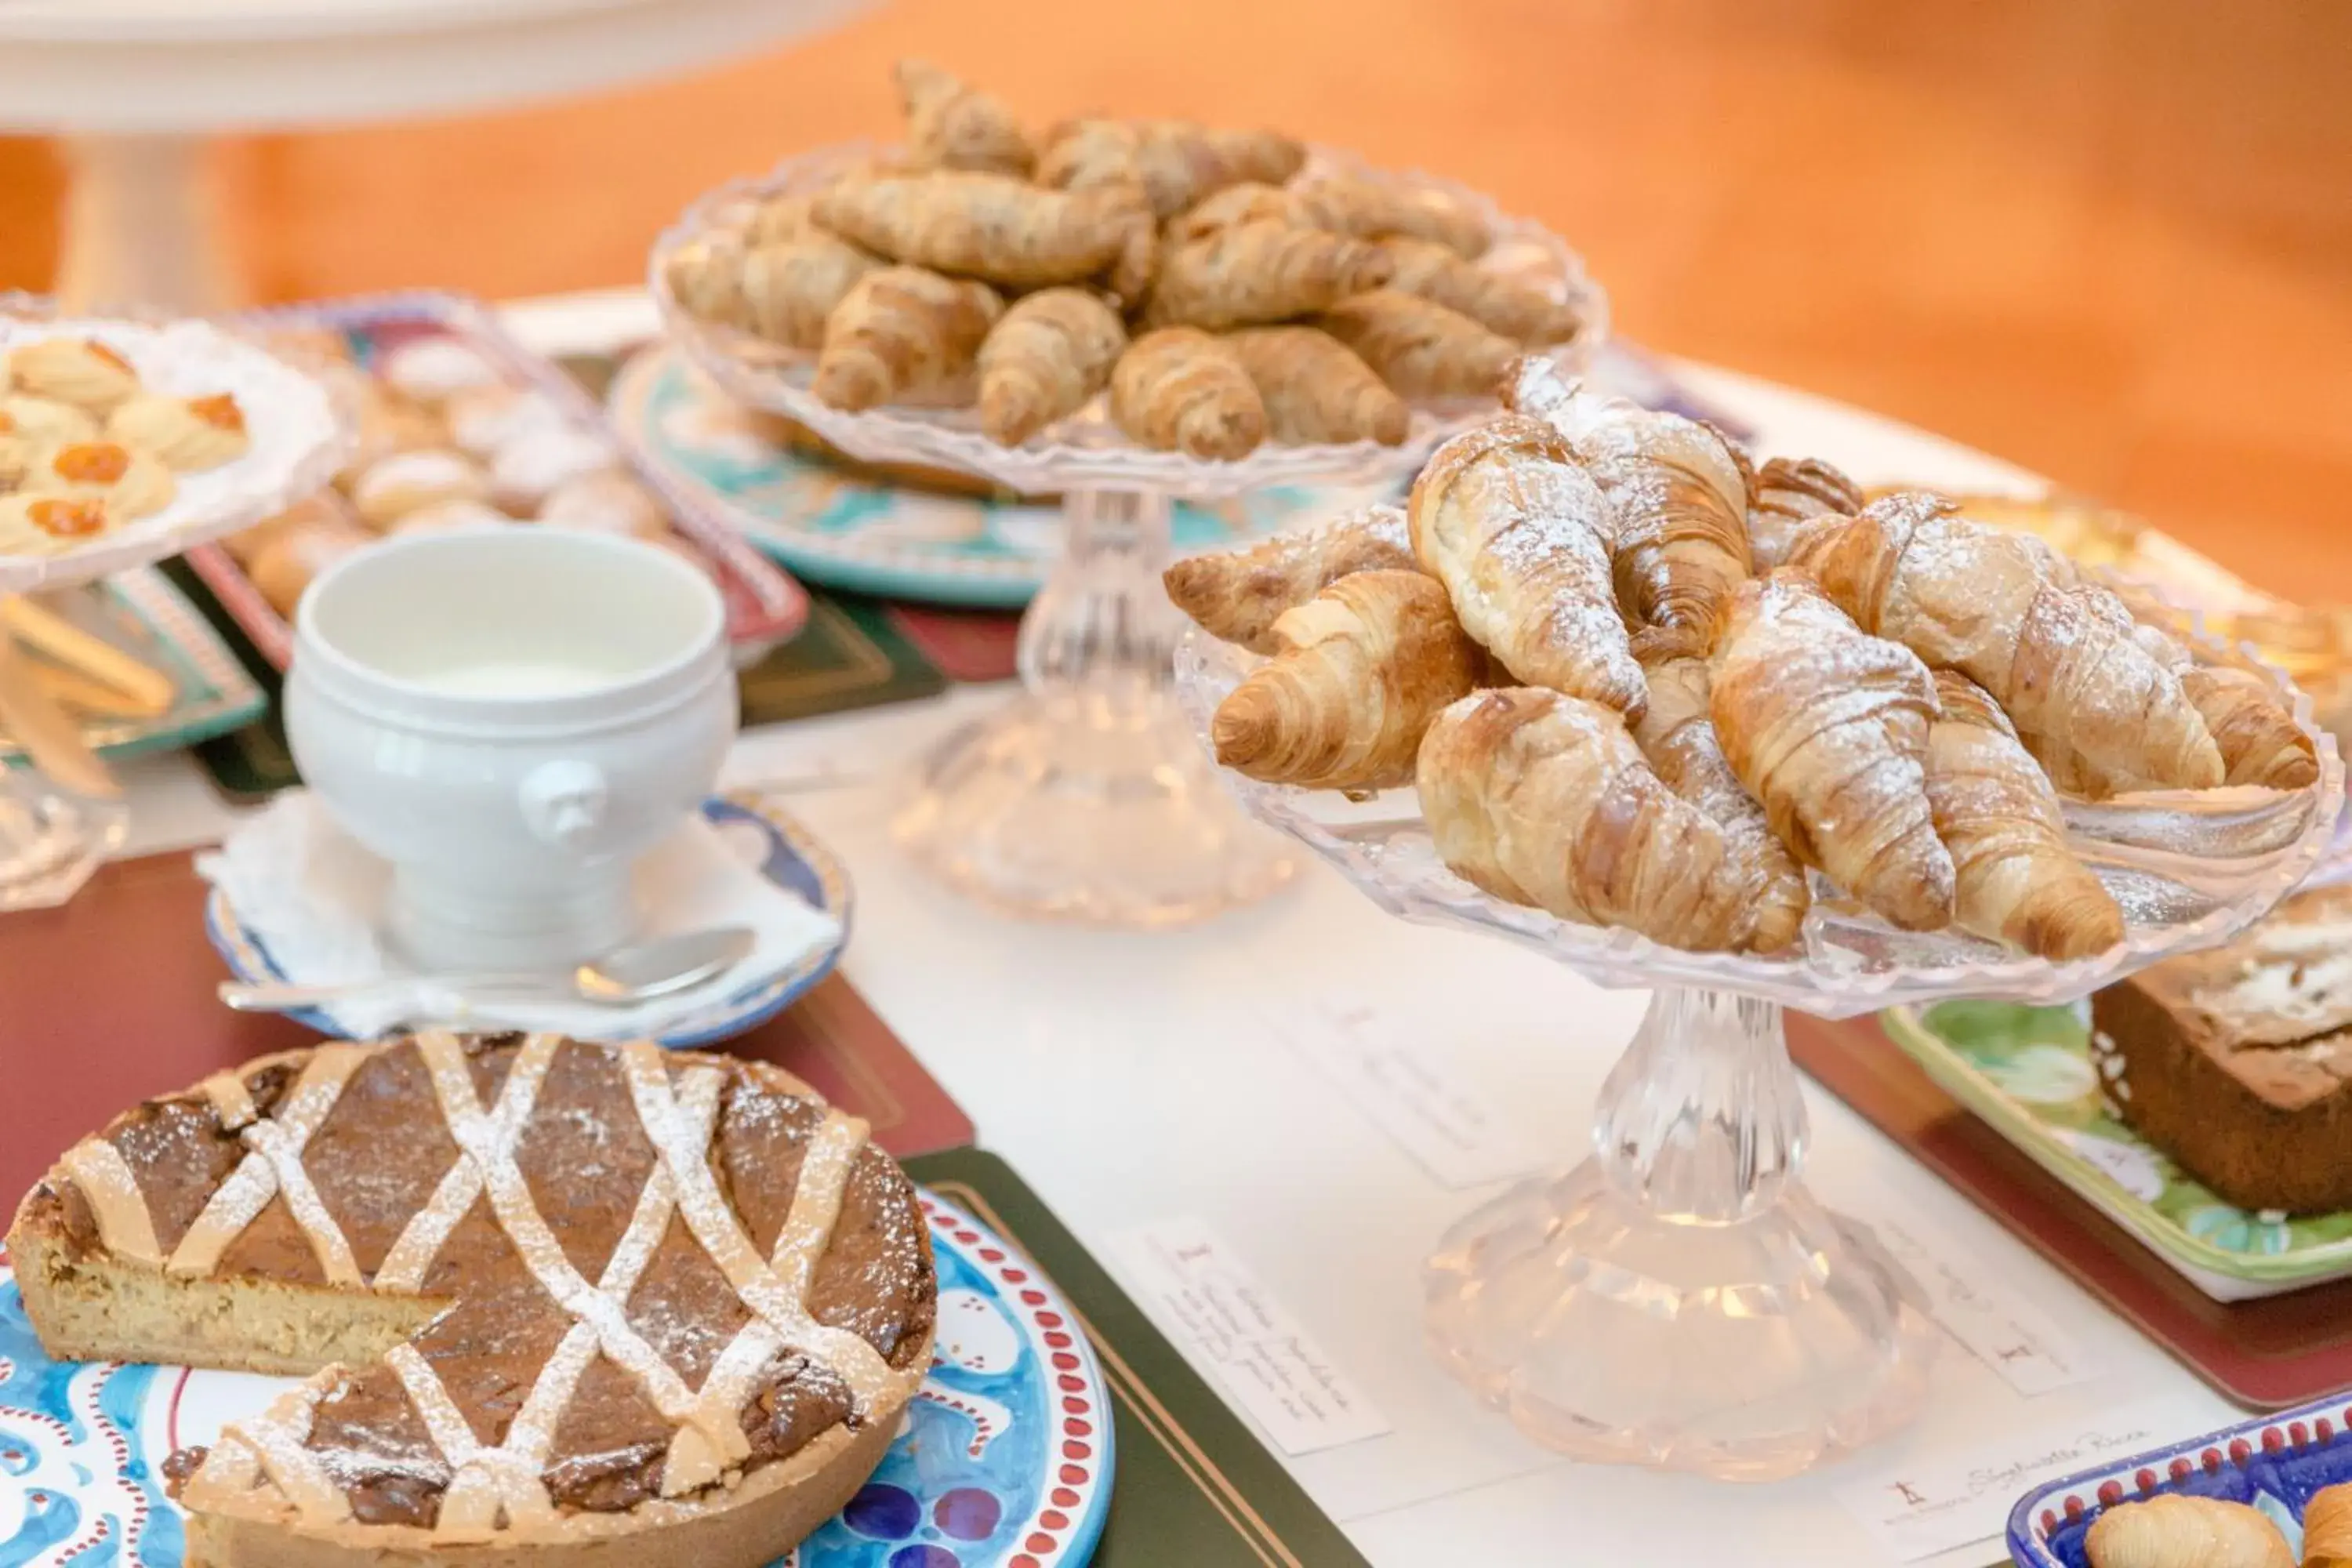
[607,346,1381,608]
[1883,1001,2352,1297]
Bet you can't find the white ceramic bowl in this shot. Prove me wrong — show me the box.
[286,524,737,971]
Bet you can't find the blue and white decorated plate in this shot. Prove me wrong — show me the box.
[2009,1396,2352,1566]
[204,788,851,1050]
[608,345,1379,609]
[0,1189,1110,1568]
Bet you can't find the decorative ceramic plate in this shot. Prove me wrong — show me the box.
[608,345,1383,608]
[187,291,809,668]
[0,1189,1111,1568]
[205,788,853,1050]
[1882,1002,2352,1298]
[2008,1393,2352,1567]
[0,570,263,770]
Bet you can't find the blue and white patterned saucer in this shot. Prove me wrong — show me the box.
[608,345,1379,608]
[0,1190,1109,1568]
[205,788,851,1050]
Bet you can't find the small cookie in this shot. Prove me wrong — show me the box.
[107,392,251,472]
[0,394,100,445]
[349,448,491,529]
[0,493,113,556]
[390,498,513,535]
[377,337,503,407]
[223,494,344,565]
[250,519,371,616]
[539,470,670,539]
[336,389,450,487]
[22,441,176,520]
[8,337,141,414]
[445,383,564,459]
[489,424,614,512]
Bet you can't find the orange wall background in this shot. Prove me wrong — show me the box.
[2,0,2344,597]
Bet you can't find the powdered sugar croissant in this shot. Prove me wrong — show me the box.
[1787,492,2225,791]
[1632,648,1809,952]
[1711,572,1956,931]
[1926,669,2124,959]
[1748,456,1863,571]
[1213,570,1482,791]
[1163,503,1416,655]
[1417,687,1748,950]
[1507,359,1751,657]
[1409,415,1646,722]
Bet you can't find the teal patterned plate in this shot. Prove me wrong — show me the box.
[0,568,264,771]
[607,346,1379,608]
[1883,1001,2352,1297]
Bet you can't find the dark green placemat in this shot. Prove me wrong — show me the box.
[171,559,948,802]
[904,1146,1370,1568]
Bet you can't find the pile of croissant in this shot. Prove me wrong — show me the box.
[1173,356,2321,960]
[666,60,1587,459]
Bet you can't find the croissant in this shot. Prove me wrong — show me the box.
[1528,376,1752,657]
[895,59,1033,176]
[2301,1481,2352,1568]
[1374,237,1583,345]
[1163,502,1415,653]
[2082,1494,2293,1568]
[1418,688,1748,949]
[1213,570,1482,791]
[1294,176,1490,258]
[1039,118,1305,219]
[1109,327,1265,459]
[811,267,1003,412]
[1409,415,1646,720]
[1167,181,1301,244]
[667,234,881,350]
[813,171,1153,296]
[1225,327,1409,445]
[1748,456,1864,570]
[1925,669,2125,958]
[1711,572,1956,931]
[1319,290,1518,401]
[1142,223,1392,330]
[977,288,1127,445]
[1633,649,1809,952]
[1786,492,2225,791]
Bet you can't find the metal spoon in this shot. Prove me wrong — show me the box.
[218,926,758,1014]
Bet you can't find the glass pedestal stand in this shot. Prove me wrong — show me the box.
[1424,987,1935,1480]
[0,773,128,909]
[895,488,1294,925]
[1176,619,2343,1480]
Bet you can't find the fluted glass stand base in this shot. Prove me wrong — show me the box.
[897,684,1294,927]
[0,774,126,911]
[1422,987,1936,1481]
[894,487,1293,927]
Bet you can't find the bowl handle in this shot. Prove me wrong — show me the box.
[518,760,609,851]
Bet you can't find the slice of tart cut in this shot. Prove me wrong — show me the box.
[8,1030,937,1567]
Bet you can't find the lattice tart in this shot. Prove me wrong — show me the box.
[6,1031,937,1567]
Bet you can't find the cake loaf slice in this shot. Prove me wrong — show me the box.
[2090,884,2352,1215]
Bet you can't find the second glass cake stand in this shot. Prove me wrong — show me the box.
[1178,626,2344,1479]
[652,143,1607,926]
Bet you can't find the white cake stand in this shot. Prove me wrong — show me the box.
[0,0,872,310]
[652,144,1609,926]
[0,300,347,909]
[1177,625,2344,1479]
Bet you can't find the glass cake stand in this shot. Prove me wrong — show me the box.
[1177,625,2345,1479]
[0,297,347,909]
[652,143,1607,926]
